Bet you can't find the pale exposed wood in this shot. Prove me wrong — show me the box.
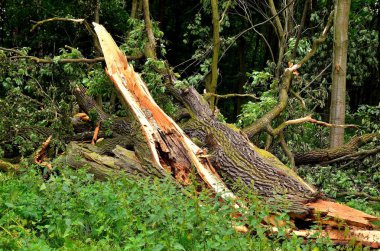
[307,200,378,229]
[91,122,101,145]
[34,135,53,170]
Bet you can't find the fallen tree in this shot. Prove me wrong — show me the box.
[1,17,379,247]
[52,23,379,247]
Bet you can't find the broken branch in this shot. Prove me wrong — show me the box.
[34,135,53,170]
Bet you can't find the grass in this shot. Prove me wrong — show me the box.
[0,167,346,250]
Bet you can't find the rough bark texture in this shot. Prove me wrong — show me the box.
[171,86,317,215]
[329,0,350,148]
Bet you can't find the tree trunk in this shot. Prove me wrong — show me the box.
[142,0,157,59]
[207,0,220,110]
[329,0,350,148]
[131,0,138,19]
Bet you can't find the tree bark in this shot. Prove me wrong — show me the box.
[295,133,379,165]
[142,0,157,59]
[131,0,138,19]
[207,0,220,110]
[329,0,350,148]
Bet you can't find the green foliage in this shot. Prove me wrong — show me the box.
[236,69,277,128]
[236,94,277,128]
[141,58,178,116]
[0,168,337,250]
[353,105,380,133]
[0,50,76,157]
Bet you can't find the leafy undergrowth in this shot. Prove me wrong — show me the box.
[0,167,354,251]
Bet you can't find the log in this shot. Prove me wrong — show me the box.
[294,133,379,165]
[62,142,146,179]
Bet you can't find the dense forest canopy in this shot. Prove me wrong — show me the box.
[0,0,379,249]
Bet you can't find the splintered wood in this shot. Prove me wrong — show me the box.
[307,200,378,228]
[34,135,53,170]
[93,23,235,200]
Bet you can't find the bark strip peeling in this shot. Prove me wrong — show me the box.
[93,23,235,199]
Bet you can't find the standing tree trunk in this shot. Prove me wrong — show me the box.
[131,0,138,19]
[268,0,286,79]
[207,0,220,110]
[329,0,350,148]
[142,0,157,59]
[94,0,103,107]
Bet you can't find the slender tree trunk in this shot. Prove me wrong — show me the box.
[236,38,247,116]
[142,0,157,59]
[207,0,220,110]
[268,0,286,79]
[131,0,138,19]
[329,0,350,148]
[291,0,310,59]
[93,0,103,107]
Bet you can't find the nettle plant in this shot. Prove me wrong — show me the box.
[0,167,336,250]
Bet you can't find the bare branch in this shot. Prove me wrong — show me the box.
[271,115,358,136]
[268,0,284,38]
[1,47,143,63]
[203,92,260,100]
[291,0,311,59]
[279,131,295,168]
[10,56,105,63]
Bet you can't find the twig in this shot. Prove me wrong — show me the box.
[279,131,295,168]
[92,122,101,145]
[219,0,232,24]
[337,192,380,202]
[299,62,332,95]
[291,0,311,59]
[290,90,306,109]
[0,47,25,55]
[10,56,105,63]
